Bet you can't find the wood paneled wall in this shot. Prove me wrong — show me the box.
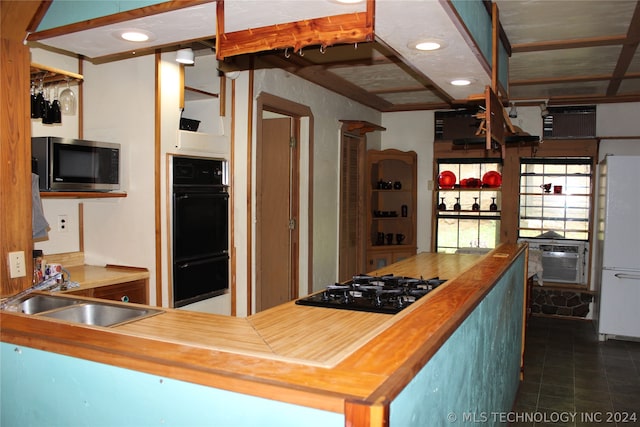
[0,1,47,297]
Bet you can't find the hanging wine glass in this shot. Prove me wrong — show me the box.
[30,81,40,118]
[41,86,53,124]
[51,84,62,124]
[438,197,447,210]
[35,77,46,119]
[453,197,461,211]
[472,197,480,211]
[59,78,76,115]
[490,197,498,211]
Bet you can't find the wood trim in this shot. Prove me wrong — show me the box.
[78,203,84,253]
[491,2,499,93]
[155,51,162,307]
[345,399,388,427]
[229,76,236,316]
[219,75,226,117]
[598,135,640,140]
[178,64,185,110]
[40,192,126,199]
[246,69,254,315]
[78,57,84,138]
[164,154,174,308]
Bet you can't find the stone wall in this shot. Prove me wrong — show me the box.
[531,287,594,318]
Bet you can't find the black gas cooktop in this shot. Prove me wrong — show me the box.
[295,274,446,314]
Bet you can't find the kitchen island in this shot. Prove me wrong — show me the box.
[1,243,527,427]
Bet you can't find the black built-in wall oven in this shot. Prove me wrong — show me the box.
[172,156,229,307]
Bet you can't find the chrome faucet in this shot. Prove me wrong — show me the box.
[0,273,63,311]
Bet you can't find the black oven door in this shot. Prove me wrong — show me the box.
[173,191,228,260]
[173,254,229,307]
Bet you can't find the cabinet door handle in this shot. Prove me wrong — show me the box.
[121,295,130,302]
[614,273,640,281]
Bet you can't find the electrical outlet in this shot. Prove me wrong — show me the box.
[8,251,26,278]
[57,214,68,232]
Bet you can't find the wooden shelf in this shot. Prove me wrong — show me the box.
[184,85,219,101]
[40,192,127,199]
[31,62,83,86]
[520,192,589,196]
[437,187,501,191]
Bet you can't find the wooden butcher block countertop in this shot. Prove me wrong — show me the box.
[115,251,482,367]
[1,244,526,414]
[44,251,149,292]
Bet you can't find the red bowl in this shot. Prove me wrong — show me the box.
[438,171,456,189]
[482,171,502,188]
[461,178,481,188]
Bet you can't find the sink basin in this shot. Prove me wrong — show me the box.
[17,295,80,314]
[40,303,162,327]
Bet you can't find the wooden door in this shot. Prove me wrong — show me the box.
[256,116,299,312]
[339,133,366,281]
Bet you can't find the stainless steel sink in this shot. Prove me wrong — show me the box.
[40,303,162,327]
[2,294,162,327]
[18,294,81,314]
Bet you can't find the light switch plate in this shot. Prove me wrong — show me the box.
[8,251,26,278]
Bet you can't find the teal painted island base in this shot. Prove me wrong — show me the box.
[0,343,342,427]
[391,255,524,426]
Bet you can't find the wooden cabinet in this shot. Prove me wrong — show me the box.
[366,149,417,269]
[68,279,148,304]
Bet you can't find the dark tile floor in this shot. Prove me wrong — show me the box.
[512,316,640,427]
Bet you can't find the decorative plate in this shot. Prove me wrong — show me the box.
[438,170,456,189]
[482,171,502,188]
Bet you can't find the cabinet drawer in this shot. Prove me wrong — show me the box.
[68,280,148,304]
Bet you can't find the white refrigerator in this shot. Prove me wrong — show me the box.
[595,155,640,340]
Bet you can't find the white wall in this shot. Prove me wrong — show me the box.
[81,55,157,304]
[31,48,82,256]
[246,69,382,306]
[381,111,435,253]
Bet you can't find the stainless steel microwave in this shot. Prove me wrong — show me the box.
[32,137,120,192]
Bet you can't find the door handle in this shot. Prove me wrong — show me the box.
[614,273,640,280]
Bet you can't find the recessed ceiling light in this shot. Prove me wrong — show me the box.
[451,79,472,86]
[410,38,446,51]
[115,29,155,43]
[415,41,441,51]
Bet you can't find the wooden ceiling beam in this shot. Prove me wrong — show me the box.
[216,0,374,60]
[510,73,640,86]
[512,35,628,53]
[260,54,391,111]
[607,0,640,96]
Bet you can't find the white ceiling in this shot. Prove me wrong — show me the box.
[29,0,640,111]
